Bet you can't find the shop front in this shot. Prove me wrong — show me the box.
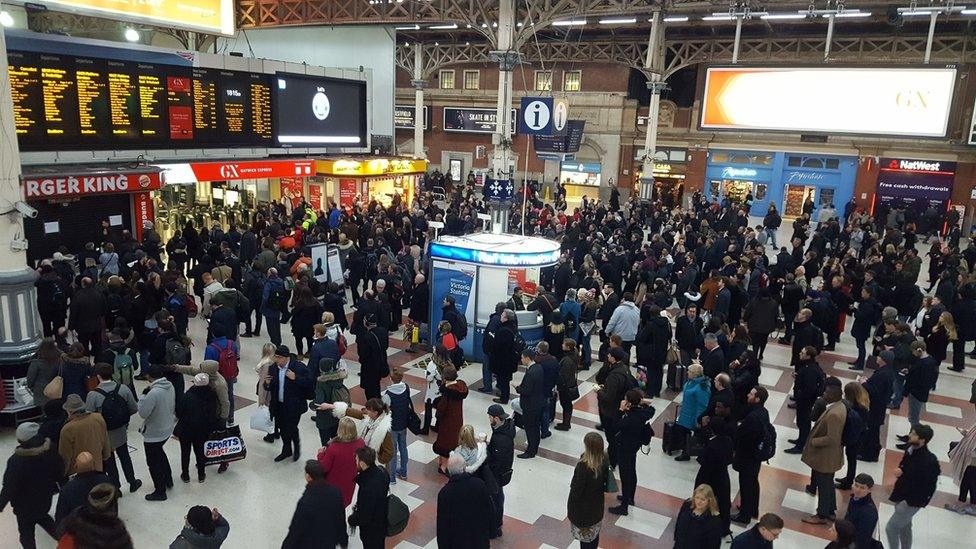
[705,150,856,217]
[705,150,775,214]
[155,158,315,240]
[634,148,687,209]
[22,166,163,265]
[874,157,956,228]
[558,161,602,205]
[314,157,427,209]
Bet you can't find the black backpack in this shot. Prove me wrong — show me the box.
[841,403,866,447]
[96,384,129,431]
[756,421,777,462]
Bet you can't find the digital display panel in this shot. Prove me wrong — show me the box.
[273,72,367,147]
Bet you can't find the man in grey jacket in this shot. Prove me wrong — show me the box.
[85,363,142,494]
[605,292,640,356]
[138,364,176,501]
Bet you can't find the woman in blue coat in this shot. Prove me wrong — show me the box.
[675,363,711,462]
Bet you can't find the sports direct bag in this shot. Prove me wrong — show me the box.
[203,425,247,466]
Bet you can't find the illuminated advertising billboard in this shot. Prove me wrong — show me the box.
[700,66,956,138]
[38,0,235,36]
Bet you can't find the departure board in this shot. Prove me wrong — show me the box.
[8,50,281,151]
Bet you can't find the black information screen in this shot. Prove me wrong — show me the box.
[218,70,272,146]
[273,72,367,147]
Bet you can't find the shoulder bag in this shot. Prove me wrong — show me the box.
[43,365,63,400]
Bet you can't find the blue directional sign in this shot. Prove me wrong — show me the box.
[518,97,554,135]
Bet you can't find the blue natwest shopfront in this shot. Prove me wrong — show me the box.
[705,150,858,218]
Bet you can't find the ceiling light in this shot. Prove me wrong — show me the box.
[434,42,439,46]
[124,28,140,42]
[492,22,497,28]
[962,9,976,15]
[0,11,13,27]
[395,25,419,30]
[598,18,637,25]
[831,11,872,18]
[702,14,735,21]
[429,23,458,30]
[663,16,689,23]
[899,8,945,17]
[553,19,586,26]
[761,13,806,20]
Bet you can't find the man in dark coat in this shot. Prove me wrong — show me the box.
[437,455,494,549]
[849,288,881,370]
[730,513,783,548]
[68,277,106,356]
[352,290,385,337]
[485,404,515,538]
[785,346,825,454]
[675,304,705,365]
[348,447,389,549]
[480,303,505,395]
[859,350,895,462]
[516,348,546,459]
[489,310,519,404]
[886,424,940,548]
[790,308,824,366]
[54,451,111,527]
[0,423,62,549]
[778,274,805,344]
[282,460,349,549]
[701,333,726,380]
[357,313,390,400]
[263,345,313,463]
[636,305,672,397]
[731,387,772,524]
[321,282,348,332]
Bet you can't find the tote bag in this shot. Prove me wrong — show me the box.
[43,366,63,400]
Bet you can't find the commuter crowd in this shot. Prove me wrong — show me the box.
[2,175,975,549]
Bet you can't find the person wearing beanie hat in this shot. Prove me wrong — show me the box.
[175,368,219,484]
[170,505,230,549]
[0,421,63,548]
[886,423,940,549]
[859,348,896,462]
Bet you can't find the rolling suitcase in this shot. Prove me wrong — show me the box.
[662,405,681,455]
[666,362,687,392]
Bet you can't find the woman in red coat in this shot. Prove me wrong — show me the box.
[317,417,366,507]
[433,366,469,474]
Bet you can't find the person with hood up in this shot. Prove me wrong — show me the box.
[636,304,672,398]
[175,373,219,484]
[605,292,640,355]
[169,506,230,549]
[138,364,176,501]
[0,422,63,549]
[169,360,230,475]
[674,364,711,462]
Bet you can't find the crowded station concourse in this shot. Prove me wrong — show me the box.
[4,1,976,549]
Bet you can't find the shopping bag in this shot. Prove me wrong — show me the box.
[13,379,33,406]
[203,425,247,466]
[604,462,618,493]
[249,406,275,434]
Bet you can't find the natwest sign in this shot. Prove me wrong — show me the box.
[157,159,315,184]
[889,159,945,172]
[23,171,163,200]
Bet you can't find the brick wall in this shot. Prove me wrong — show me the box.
[397,62,631,94]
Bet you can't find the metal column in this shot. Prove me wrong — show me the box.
[639,11,666,203]
[411,44,426,159]
[824,13,835,61]
[487,0,518,234]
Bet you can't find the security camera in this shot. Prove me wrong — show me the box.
[14,201,38,219]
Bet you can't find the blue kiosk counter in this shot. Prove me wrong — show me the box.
[428,232,562,362]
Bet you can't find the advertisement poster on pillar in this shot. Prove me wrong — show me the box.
[429,260,476,357]
[280,177,305,208]
[339,179,358,208]
[308,185,323,211]
[876,157,956,216]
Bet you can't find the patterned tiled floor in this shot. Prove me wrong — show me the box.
[3,306,976,547]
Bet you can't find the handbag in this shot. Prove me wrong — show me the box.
[249,405,275,434]
[406,397,423,435]
[203,425,247,466]
[85,375,99,392]
[666,340,680,365]
[43,367,64,400]
[604,462,618,493]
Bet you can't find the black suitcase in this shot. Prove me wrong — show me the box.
[667,363,688,392]
[662,405,681,455]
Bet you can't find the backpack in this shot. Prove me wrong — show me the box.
[756,421,777,462]
[234,291,250,320]
[563,311,577,336]
[267,286,287,311]
[386,494,410,537]
[50,282,66,309]
[447,311,467,341]
[511,330,527,357]
[110,350,134,387]
[96,384,130,431]
[184,294,198,318]
[639,418,654,446]
[841,403,866,447]
[165,338,191,366]
[209,340,239,381]
[331,384,351,405]
[336,333,348,356]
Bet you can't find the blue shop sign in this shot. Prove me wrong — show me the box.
[560,161,602,174]
[429,243,561,267]
[719,166,763,180]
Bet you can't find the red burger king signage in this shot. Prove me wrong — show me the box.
[23,171,162,200]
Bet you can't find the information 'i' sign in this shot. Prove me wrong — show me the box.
[519,96,554,135]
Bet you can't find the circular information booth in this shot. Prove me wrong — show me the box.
[428,232,562,362]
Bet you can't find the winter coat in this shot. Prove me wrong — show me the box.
[433,381,469,457]
[68,287,105,334]
[138,377,177,443]
[851,298,882,340]
[731,525,773,549]
[679,377,711,430]
[172,361,230,422]
[265,359,313,422]
[802,400,847,474]
[332,403,394,466]
[317,438,365,507]
[486,419,515,489]
[673,500,723,549]
[675,315,704,353]
[904,356,938,402]
[313,369,348,433]
[26,358,60,409]
[347,465,389,546]
[615,404,654,454]
[408,281,429,324]
[281,481,349,549]
[488,322,519,377]
[567,458,608,528]
[733,405,770,471]
[596,363,634,419]
[636,314,671,368]
[60,356,93,401]
[169,515,230,549]
[59,411,112,475]
[742,296,779,335]
[0,437,62,519]
[844,494,879,549]
[55,469,111,526]
[863,365,895,425]
[358,326,390,386]
[175,385,219,441]
[701,346,726,380]
[889,445,940,508]
[605,301,640,341]
[437,473,493,549]
[85,380,138,448]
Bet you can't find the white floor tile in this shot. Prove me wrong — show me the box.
[611,506,672,539]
